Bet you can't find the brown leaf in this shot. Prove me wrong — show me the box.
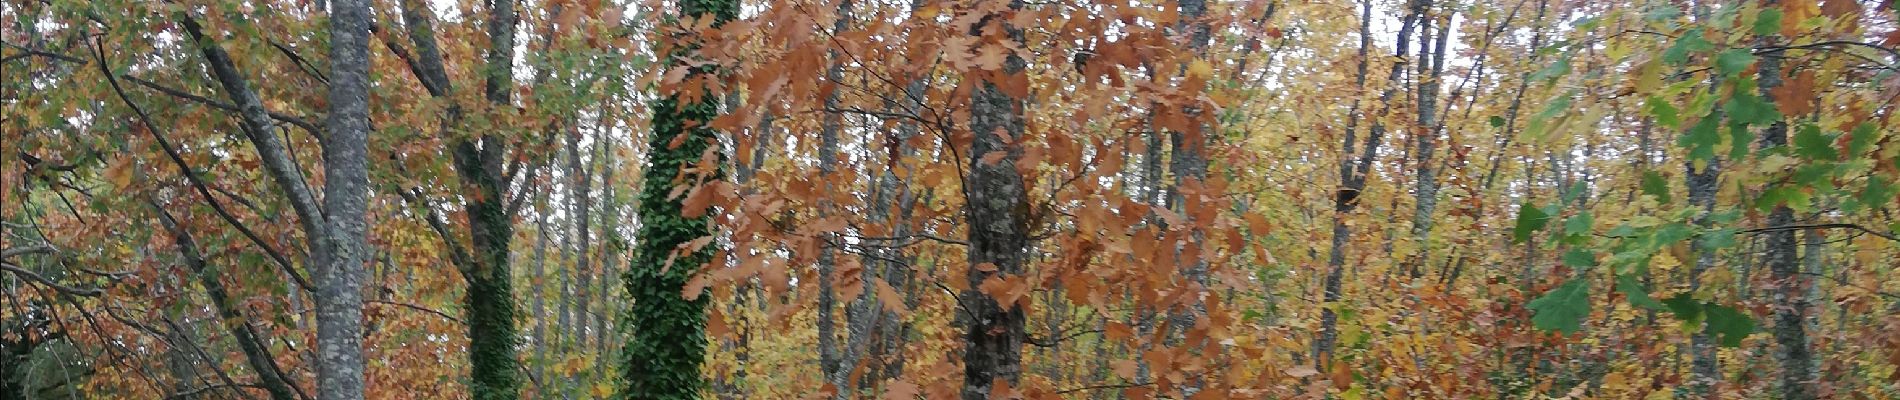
[1772,70,1817,116]
[981,150,1008,166]
[1111,360,1139,380]
[882,380,921,399]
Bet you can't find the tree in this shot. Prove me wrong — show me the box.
[620,0,735,398]
[957,1,1032,397]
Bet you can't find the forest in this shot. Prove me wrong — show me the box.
[3,0,1899,398]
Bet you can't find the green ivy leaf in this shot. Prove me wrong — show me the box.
[1489,115,1507,128]
[1514,203,1551,244]
[1528,279,1591,334]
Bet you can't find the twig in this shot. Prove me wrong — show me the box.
[368,300,463,324]
[1741,223,1900,242]
[122,75,324,138]
[92,35,314,291]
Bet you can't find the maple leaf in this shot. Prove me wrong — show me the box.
[973,44,1009,70]
[1771,70,1817,116]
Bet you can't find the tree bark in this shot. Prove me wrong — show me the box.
[959,2,1031,398]
[1755,17,1816,399]
[1408,1,1450,278]
[154,204,305,400]
[1316,0,1417,368]
[393,1,525,396]
[317,0,374,397]
[622,0,735,398]
[178,3,373,398]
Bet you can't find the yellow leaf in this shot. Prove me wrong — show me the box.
[1187,59,1214,79]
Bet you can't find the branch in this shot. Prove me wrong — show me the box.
[369,300,463,324]
[1799,271,1900,300]
[178,12,329,242]
[0,41,86,64]
[1,261,103,297]
[92,35,313,292]
[269,40,330,84]
[394,187,476,274]
[122,75,324,140]
[1741,223,1900,242]
[1,244,55,259]
[1026,328,1104,348]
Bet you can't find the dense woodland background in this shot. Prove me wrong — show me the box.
[4,0,1900,398]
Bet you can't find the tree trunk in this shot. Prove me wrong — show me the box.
[1408,1,1450,278]
[315,0,374,397]
[1755,21,1816,399]
[595,126,620,384]
[392,1,524,397]
[530,166,553,389]
[622,0,735,398]
[457,1,525,399]
[1316,0,1416,368]
[569,121,598,353]
[1684,155,1721,396]
[959,3,1031,398]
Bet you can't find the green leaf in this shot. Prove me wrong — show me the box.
[1754,9,1783,35]
[1715,49,1757,77]
[1728,120,1756,159]
[1562,249,1598,268]
[1645,96,1681,128]
[1756,186,1811,211]
[1663,29,1713,65]
[1703,303,1756,347]
[1489,115,1507,128]
[1641,171,1673,204]
[1531,57,1573,84]
[1848,122,1877,156]
[1564,212,1594,236]
[1528,279,1592,334]
[1859,177,1895,209]
[1644,4,1683,22]
[1793,124,1839,160]
[1616,275,1666,310]
[1649,223,1697,249]
[1699,228,1738,250]
[1725,79,1782,126]
[1513,203,1551,244]
[1680,112,1722,164]
[1662,293,1703,322]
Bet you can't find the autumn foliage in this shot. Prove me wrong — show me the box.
[4,0,1900,399]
